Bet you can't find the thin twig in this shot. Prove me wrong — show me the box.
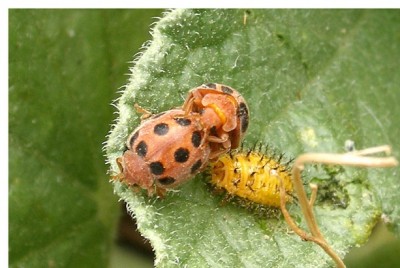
[279,145,398,268]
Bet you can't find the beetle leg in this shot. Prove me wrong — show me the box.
[134,103,152,120]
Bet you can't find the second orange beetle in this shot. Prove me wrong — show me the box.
[183,83,249,156]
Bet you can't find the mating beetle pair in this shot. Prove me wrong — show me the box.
[114,83,249,196]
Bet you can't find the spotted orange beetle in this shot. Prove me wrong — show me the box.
[114,83,249,196]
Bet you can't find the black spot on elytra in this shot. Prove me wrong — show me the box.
[174,117,191,126]
[191,159,202,174]
[191,131,202,148]
[221,85,233,94]
[204,83,216,89]
[129,131,139,148]
[238,102,249,133]
[157,177,176,185]
[174,148,190,163]
[154,123,169,135]
[150,162,164,175]
[135,141,147,157]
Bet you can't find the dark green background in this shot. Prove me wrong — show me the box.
[9,9,162,267]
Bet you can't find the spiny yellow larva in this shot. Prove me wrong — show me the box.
[210,146,293,208]
[210,143,398,268]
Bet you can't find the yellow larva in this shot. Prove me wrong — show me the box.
[210,149,293,208]
[211,144,398,268]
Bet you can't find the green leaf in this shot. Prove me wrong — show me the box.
[9,9,163,267]
[106,9,400,267]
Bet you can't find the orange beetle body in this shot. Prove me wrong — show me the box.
[183,83,249,157]
[115,83,249,196]
[117,109,210,195]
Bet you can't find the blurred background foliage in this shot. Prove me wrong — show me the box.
[9,9,400,267]
[9,9,162,267]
